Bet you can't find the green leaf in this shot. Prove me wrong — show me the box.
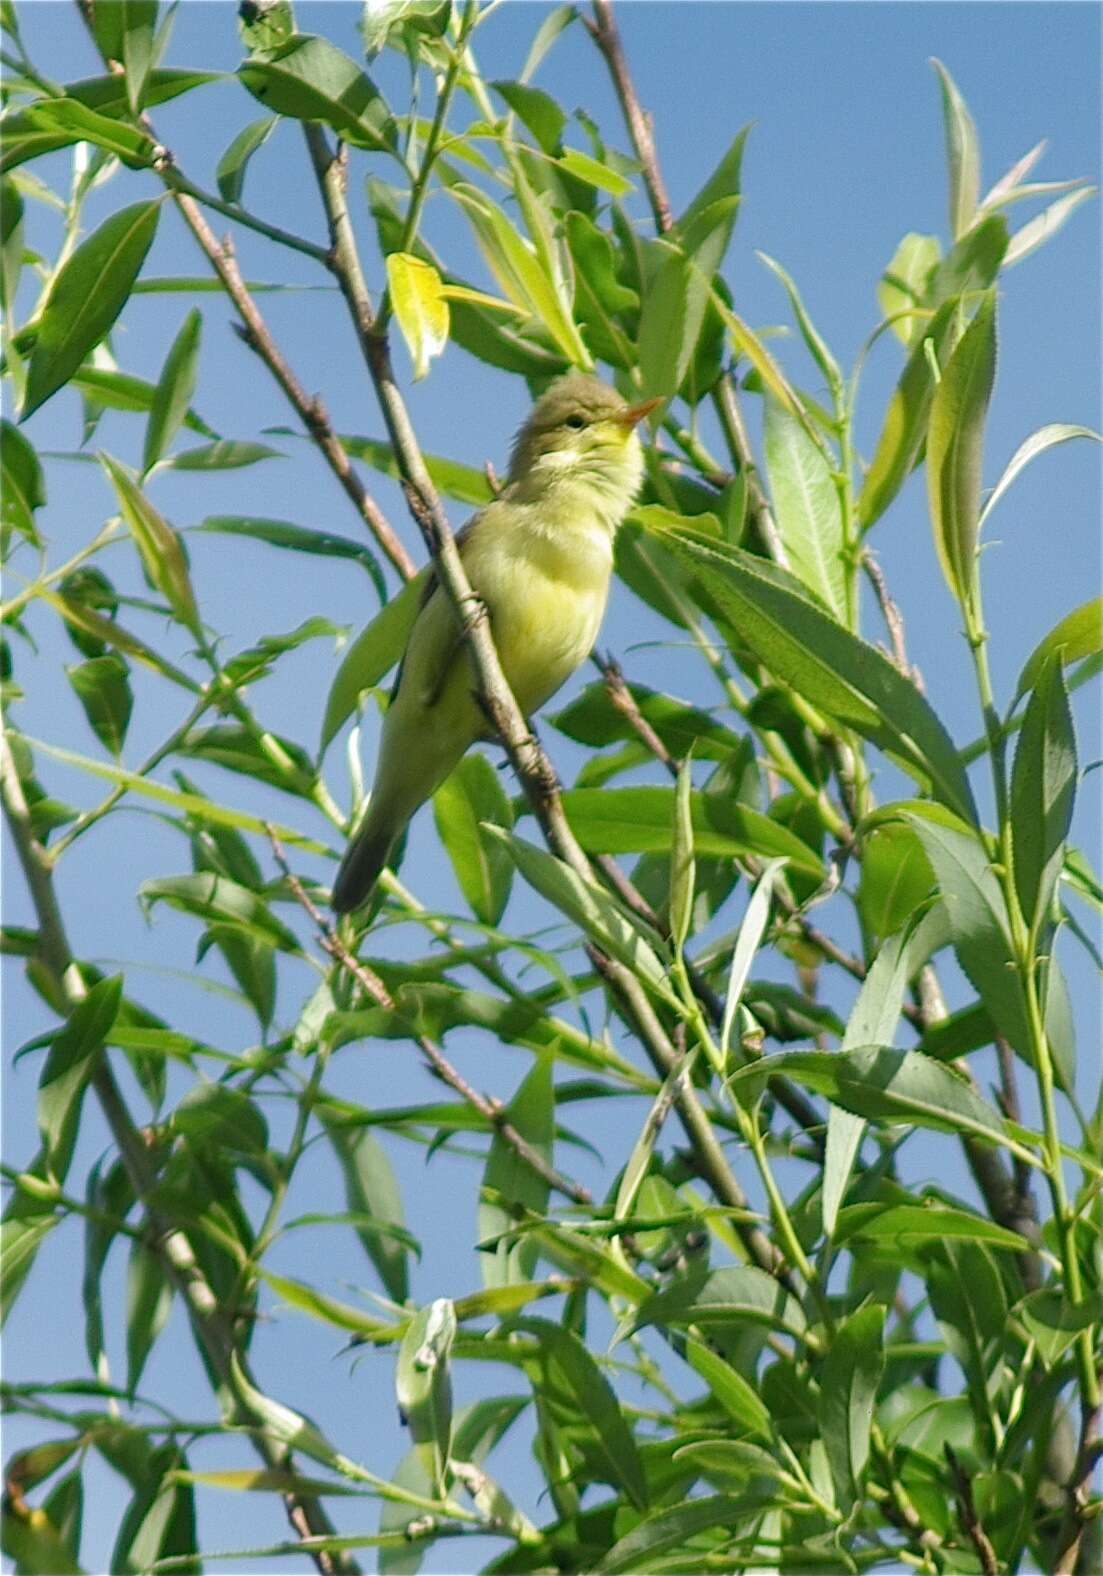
[878,232,940,345]
[763,396,848,624]
[432,752,514,926]
[1004,185,1096,267]
[238,0,294,53]
[1016,602,1102,715]
[515,1316,648,1512]
[238,33,395,150]
[551,679,740,763]
[628,1264,808,1341]
[926,290,997,611]
[65,654,133,756]
[650,524,976,822]
[2,420,46,545]
[141,873,301,954]
[178,723,316,798]
[557,785,823,873]
[99,455,200,634]
[38,976,123,1178]
[1010,655,1076,929]
[980,423,1100,529]
[158,440,284,473]
[598,1496,762,1575]
[637,203,736,404]
[856,822,934,944]
[143,308,202,475]
[320,569,428,754]
[22,200,161,419]
[479,1057,553,1289]
[18,97,155,167]
[492,79,565,154]
[757,250,843,391]
[668,759,695,953]
[215,114,278,204]
[449,183,589,367]
[387,252,449,381]
[676,124,751,235]
[195,515,382,592]
[69,366,216,436]
[683,1338,773,1440]
[1,175,24,315]
[1011,1287,1103,1367]
[88,0,158,113]
[819,1304,884,1510]
[858,296,961,529]
[321,1117,409,1303]
[932,59,980,239]
[890,802,1030,1053]
[396,1299,456,1496]
[557,149,633,198]
[125,1239,172,1396]
[339,433,493,506]
[172,1082,268,1155]
[729,1046,1017,1155]
[835,1202,1029,1254]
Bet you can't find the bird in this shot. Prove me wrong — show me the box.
[331,372,659,913]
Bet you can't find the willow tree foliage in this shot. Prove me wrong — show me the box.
[2,3,1100,1574]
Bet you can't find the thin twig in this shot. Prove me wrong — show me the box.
[584,1,673,235]
[267,829,593,1209]
[945,1444,1000,1576]
[1053,1399,1102,1575]
[0,731,355,1576]
[863,549,920,685]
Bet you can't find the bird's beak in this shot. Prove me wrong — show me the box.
[614,396,663,428]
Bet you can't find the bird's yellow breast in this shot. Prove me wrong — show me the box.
[462,497,613,715]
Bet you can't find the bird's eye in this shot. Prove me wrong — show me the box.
[565,414,587,430]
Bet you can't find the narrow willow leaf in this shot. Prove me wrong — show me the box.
[516,1316,648,1512]
[836,1202,1029,1254]
[20,97,155,167]
[1010,655,1076,929]
[159,440,284,473]
[70,366,217,436]
[125,1239,172,1397]
[557,785,823,874]
[396,1300,456,1497]
[215,114,277,204]
[628,1263,808,1341]
[320,570,428,754]
[323,1129,409,1302]
[763,395,848,623]
[449,183,588,367]
[1,175,24,315]
[557,149,632,197]
[980,423,1100,529]
[683,1338,773,1439]
[143,308,202,474]
[238,34,395,150]
[1004,185,1096,267]
[933,59,980,240]
[878,232,940,346]
[712,292,808,427]
[479,1057,552,1290]
[651,523,976,822]
[1014,598,1103,705]
[890,801,1030,1053]
[819,1304,884,1510]
[669,759,695,953]
[637,202,735,403]
[720,858,786,1062]
[484,826,676,1004]
[858,297,960,529]
[99,454,199,632]
[65,655,133,757]
[39,592,199,691]
[387,253,449,381]
[927,290,997,611]
[433,752,514,926]
[142,873,301,953]
[38,976,123,1178]
[757,251,842,390]
[26,735,329,853]
[492,79,565,153]
[729,1046,1019,1157]
[1,419,46,545]
[677,125,751,234]
[22,200,161,418]
[338,433,493,506]
[856,822,934,943]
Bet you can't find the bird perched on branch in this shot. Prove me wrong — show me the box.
[331,372,658,913]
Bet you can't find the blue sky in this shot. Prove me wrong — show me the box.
[3,4,1100,1572]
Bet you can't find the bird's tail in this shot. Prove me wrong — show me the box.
[331,811,400,914]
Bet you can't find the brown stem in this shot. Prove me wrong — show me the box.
[863,549,920,686]
[1053,1400,1102,1575]
[584,1,674,235]
[267,830,593,1209]
[0,731,354,1576]
[945,1444,1000,1576]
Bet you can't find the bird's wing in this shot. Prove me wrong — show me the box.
[389,512,482,706]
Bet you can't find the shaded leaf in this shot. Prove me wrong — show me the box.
[143,308,203,474]
[926,290,997,611]
[320,570,428,753]
[215,114,278,204]
[65,654,133,756]
[763,395,847,623]
[99,455,200,634]
[322,1116,409,1303]
[933,59,980,239]
[433,751,514,925]
[1010,655,1076,928]
[819,1304,884,1509]
[238,33,395,149]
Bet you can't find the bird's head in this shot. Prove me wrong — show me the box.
[507,373,659,519]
